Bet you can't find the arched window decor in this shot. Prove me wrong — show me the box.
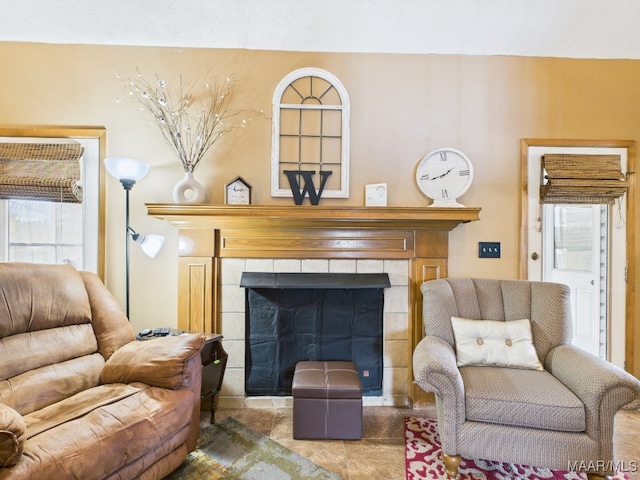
[271,68,350,200]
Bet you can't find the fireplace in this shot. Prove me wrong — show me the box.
[147,204,480,407]
[241,272,390,396]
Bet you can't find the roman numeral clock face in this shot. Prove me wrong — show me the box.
[415,148,474,207]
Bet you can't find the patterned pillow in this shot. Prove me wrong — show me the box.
[451,317,543,371]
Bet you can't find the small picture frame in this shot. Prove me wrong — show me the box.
[365,183,387,207]
[225,176,252,205]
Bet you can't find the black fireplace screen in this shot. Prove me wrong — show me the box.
[241,273,389,396]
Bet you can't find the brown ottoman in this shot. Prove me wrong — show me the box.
[292,361,362,440]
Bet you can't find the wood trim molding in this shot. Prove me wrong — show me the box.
[520,139,636,375]
[147,203,480,317]
[149,204,481,402]
[146,204,480,230]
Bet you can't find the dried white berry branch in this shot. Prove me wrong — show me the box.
[118,69,246,173]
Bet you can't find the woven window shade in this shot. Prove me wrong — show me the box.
[0,142,84,203]
[540,154,628,204]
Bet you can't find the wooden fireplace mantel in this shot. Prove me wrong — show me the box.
[147,202,480,330]
[146,204,480,230]
[147,203,480,402]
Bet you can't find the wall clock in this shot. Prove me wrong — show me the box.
[225,176,252,205]
[415,148,473,207]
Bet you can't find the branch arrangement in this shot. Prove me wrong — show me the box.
[122,69,245,173]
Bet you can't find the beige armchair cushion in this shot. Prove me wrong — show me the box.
[461,366,586,431]
[451,317,543,371]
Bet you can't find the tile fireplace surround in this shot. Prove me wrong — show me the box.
[147,204,480,408]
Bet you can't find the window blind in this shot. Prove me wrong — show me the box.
[0,142,84,203]
[540,153,628,204]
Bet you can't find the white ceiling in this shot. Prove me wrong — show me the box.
[3,0,640,59]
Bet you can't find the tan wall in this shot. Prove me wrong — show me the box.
[2,42,640,371]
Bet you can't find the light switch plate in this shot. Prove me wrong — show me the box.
[479,242,501,258]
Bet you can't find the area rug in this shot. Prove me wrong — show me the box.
[165,416,342,480]
[405,417,633,480]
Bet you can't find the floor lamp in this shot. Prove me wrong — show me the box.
[105,157,164,319]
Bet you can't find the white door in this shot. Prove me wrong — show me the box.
[525,144,627,367]
[543,204,603,356]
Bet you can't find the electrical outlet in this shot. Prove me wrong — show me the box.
[479,242,501,258]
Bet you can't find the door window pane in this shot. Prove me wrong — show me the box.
[553,205,593,271]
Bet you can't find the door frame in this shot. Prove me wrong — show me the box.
[520,139,637,375]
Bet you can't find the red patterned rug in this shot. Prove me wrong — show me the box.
[405,417,633,480]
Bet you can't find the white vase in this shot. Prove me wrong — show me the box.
[173,171,206,204]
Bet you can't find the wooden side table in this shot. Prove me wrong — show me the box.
[136,329,228,424]
[200,333,228,424]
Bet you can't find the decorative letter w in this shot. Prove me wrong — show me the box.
[283,170,333,205]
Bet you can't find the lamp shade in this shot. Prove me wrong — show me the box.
[104,157,150,181]
[136,234,165,258]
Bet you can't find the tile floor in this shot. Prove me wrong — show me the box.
[209,397,640,480]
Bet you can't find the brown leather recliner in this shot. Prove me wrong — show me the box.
[0,262,204,480]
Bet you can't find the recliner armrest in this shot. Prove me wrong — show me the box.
[0,403,26,467]
[100,334,205,390]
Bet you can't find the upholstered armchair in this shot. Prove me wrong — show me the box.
[413,278,640,480]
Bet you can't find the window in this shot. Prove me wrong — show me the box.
[552,204,605,271]
[3,199,83,266]
[0,127,105,278]
[271,68,350,199]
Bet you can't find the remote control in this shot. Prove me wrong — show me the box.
[138,328,153,337]
[153,327,171,337]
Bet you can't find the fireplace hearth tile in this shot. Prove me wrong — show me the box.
[274,259,303,272]
[329,259,357,273]
[302,259,329,272]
